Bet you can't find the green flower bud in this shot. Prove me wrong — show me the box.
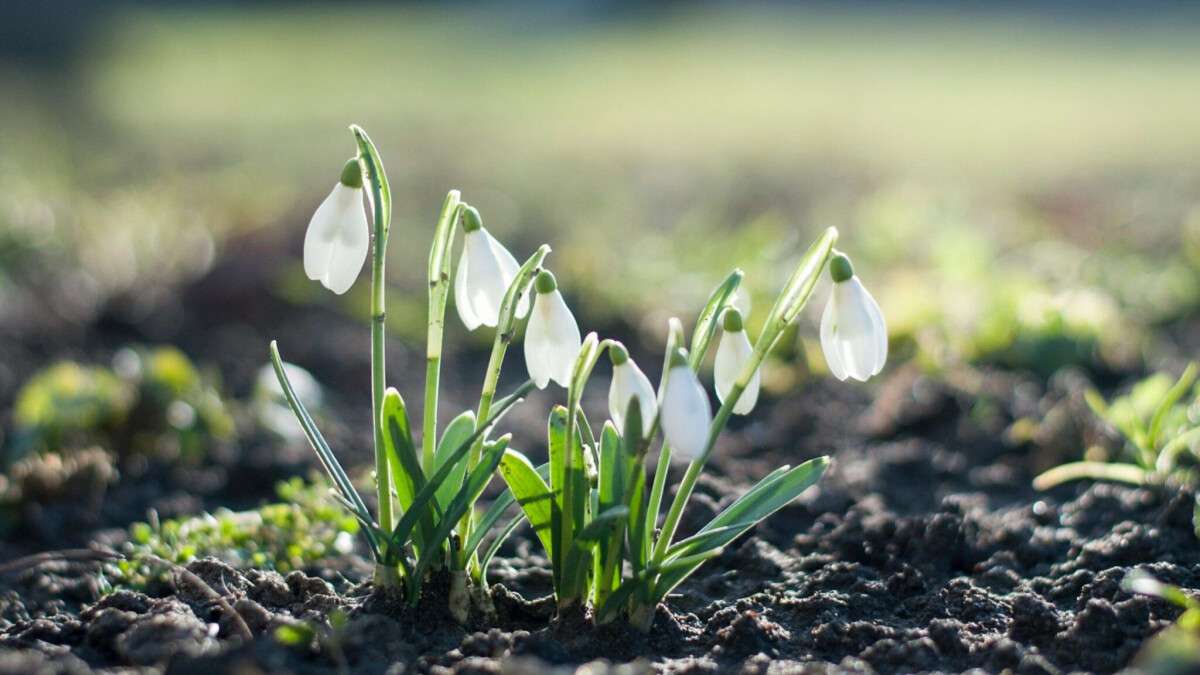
[339,158,363,189]
[829,252,854,283]
[534,270,558,294]
[461,205,483,233]
[722,307,744,332]
[609,341,629,366]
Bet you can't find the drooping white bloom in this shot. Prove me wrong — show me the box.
[714,309,759,415]
[607,342,657,436]
[303,159,370,295]
[820,253,887,382]
[454,206,530,331]
[525,270,582,389]
[660,348,712,461]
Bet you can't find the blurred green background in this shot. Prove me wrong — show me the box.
[5,3,1200,392]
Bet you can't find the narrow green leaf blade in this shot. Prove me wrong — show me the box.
[654,457,829,597]
[576,505,631,542]
[434,410,476,510]
[269,341,379,560]
[498,449,555,559]
[412,437,510,584]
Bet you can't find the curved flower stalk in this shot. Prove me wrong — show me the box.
[820,252,887,382]
[525,270,583,389]
[455,207,530,330]
[713,308,759,415]
[608,341,657,437]
[303,159,370,295]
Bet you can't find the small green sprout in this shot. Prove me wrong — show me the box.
[1034,364,1200,535]
[271,126,885,629]
[112,477,357,589]
[1123,570,1200,674]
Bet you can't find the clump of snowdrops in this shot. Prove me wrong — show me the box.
[270,126,887,629]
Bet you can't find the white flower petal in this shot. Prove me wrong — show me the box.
[525,289,581,389]
[715,329,759,415]
[609,360,658,436]
[463,230,508,327]
[486,231,530,319]
[303,184,369,295]
[454,248,481,331]
[820,277,887,382]
[661,365,712,461]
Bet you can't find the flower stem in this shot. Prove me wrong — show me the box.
[422,191,463,472]
[351,126,395,547]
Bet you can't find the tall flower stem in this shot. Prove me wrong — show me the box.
[422,191,464,472]
[351,126,396,570]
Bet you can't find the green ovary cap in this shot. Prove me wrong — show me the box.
[668,347,689,369]
[609,341,629,366]
[461,205,483,233]
[339,158,363,188]
[722,308,744,332]
[829,253,855,283]
[534,270,557,294]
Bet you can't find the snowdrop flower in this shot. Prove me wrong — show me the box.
[525,270,582,389]
[714,309,759,415]
[304,159,370,295]
[455,206,530,330]
[660,348,712,461]
[607,341,657,436]
[820,252,887,382]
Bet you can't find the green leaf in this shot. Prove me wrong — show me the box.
[598,422,624,512]
[479,511,525,584]
[410,436,511,600]
[461,449,536,558]
[1149,363,1198,450]
[622,398,649,573]
[385,381,533,554]
[269,341,379,561]
[653,457,829,598]
[665,459,827,561]
[576,505,630,542]
[434,411,476,510]
[499,449,555,560]
[382,390,438,548]
[547,405,569,587]
[595,576,649,624]
[688,269,744,369]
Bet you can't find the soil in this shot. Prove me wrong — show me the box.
[0,235,1194,673]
